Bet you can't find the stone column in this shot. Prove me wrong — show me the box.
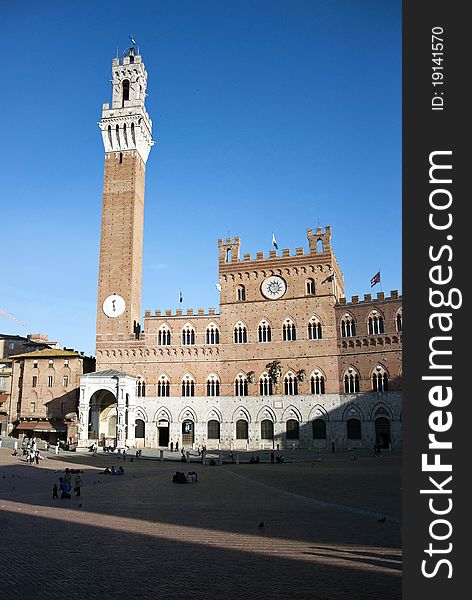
[77,395,90,449]
[116,384,127,450]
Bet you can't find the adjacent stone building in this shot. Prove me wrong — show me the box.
[77,48,403,452]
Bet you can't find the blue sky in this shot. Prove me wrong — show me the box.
[0,0,401,357]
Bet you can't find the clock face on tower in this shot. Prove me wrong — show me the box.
[261,276,287,300]
[103,294,126,318]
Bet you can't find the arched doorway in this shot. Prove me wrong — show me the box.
[89,389,117,447]
[157,420,170,447]
[182,420,194,446]
[135,419,145,440]
[375,417,391,449]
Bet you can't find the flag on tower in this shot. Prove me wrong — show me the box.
[370,271,381,287]
[215,283,222,292]
[179,290,183,303]
[272,232,278,250]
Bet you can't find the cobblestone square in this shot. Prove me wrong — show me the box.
[0,448,401,599]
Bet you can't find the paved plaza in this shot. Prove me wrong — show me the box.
[0,447,401,599]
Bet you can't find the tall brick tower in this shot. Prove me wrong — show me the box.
[96,48,153,345]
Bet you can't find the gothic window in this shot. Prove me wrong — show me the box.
[123,123,128,147]
[368,311,385,335]
[261,419,274,440]
[107,125,113,149]
[157,375,170,397]
[259,373,273,396]
[286,419,299,440]
[282,318,296,341]
[206,374,220,397]
[181,375,195,397]
[234,321,247,344]
[206,323,220,345]
[158,325,171,346]
[347,418,362,440]
[236,419,249,439]
[312,419,326,440]
[341,314,356,337]
[122,79,130,106]
[237,285,246,301]
[284,372,298,395]
[396,310,402,332]
[372,366,389,392]
[116,124,120,148]
[258,320,272,343]
[131,122,136,145]
[306,278,315,295]
[182,324,195,345]
[135,419,145,439]
[207,420,220,440]
[234,374,248,396]
[308,317,323,340]
[310,371,326,394]
[136,380,146,397]
[344,369,360,393]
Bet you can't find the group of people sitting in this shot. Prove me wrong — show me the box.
[249,455,260,463]
[102,466,124,475]
[172,471,198,484]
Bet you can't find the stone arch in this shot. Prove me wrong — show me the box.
[153,406,173,423]
[282,404,302,422]
[205,406,223,423]
[256,405,277,423]
[231,405,252,423]
[370,403,394,420]
[342,403,364,421]
[135,406,149,422]
[178,406,198,423]
[308,404,330,421]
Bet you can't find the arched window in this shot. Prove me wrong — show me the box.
[312,419,326,440]
[234,321,247,344]
[282,319,296,341]
[261,420,274,439]
[341,314,356,337]
[308,317,323,340]
[181,375,195,397]
[316,239,323,253]
[396,310,402,332]
[258,320,272,343]
[310,371,325,394]
[206,324,220,345]
[136,380,146,397]
[115,124,121,148]
[372,366,389,392]
[237,285,246,301]
[234,374,248,396]
[284,372,298,395]
[107,125,113,148]
[306,278,315,295]
[157,375,170,397]
[131,122,136,145]
[122,79,130,106]
[259,373,273,396]
[236,419,249,440]
[286,419,299,439]
[344,369,360,393]
[206,374,220,397]
[207,420,220,439]
[182,324,195,345]
[123,123,128,147]
[347,418,362,440]
[226,248,232,262]
[368,312,385,335]
[135,418,145,439]
[158,325,171,346]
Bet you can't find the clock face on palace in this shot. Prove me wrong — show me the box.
[102,294,126,318]
[261,276,287,300]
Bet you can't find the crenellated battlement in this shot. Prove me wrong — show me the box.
[144,308,219,319]
[218,226,334,266]
[338,290,401,306]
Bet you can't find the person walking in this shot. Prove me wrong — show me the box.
[270,451,275,464]
[74,474,82,497]
[175,441,179,452]
[52,483,59,499]
[170,441,174,452]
